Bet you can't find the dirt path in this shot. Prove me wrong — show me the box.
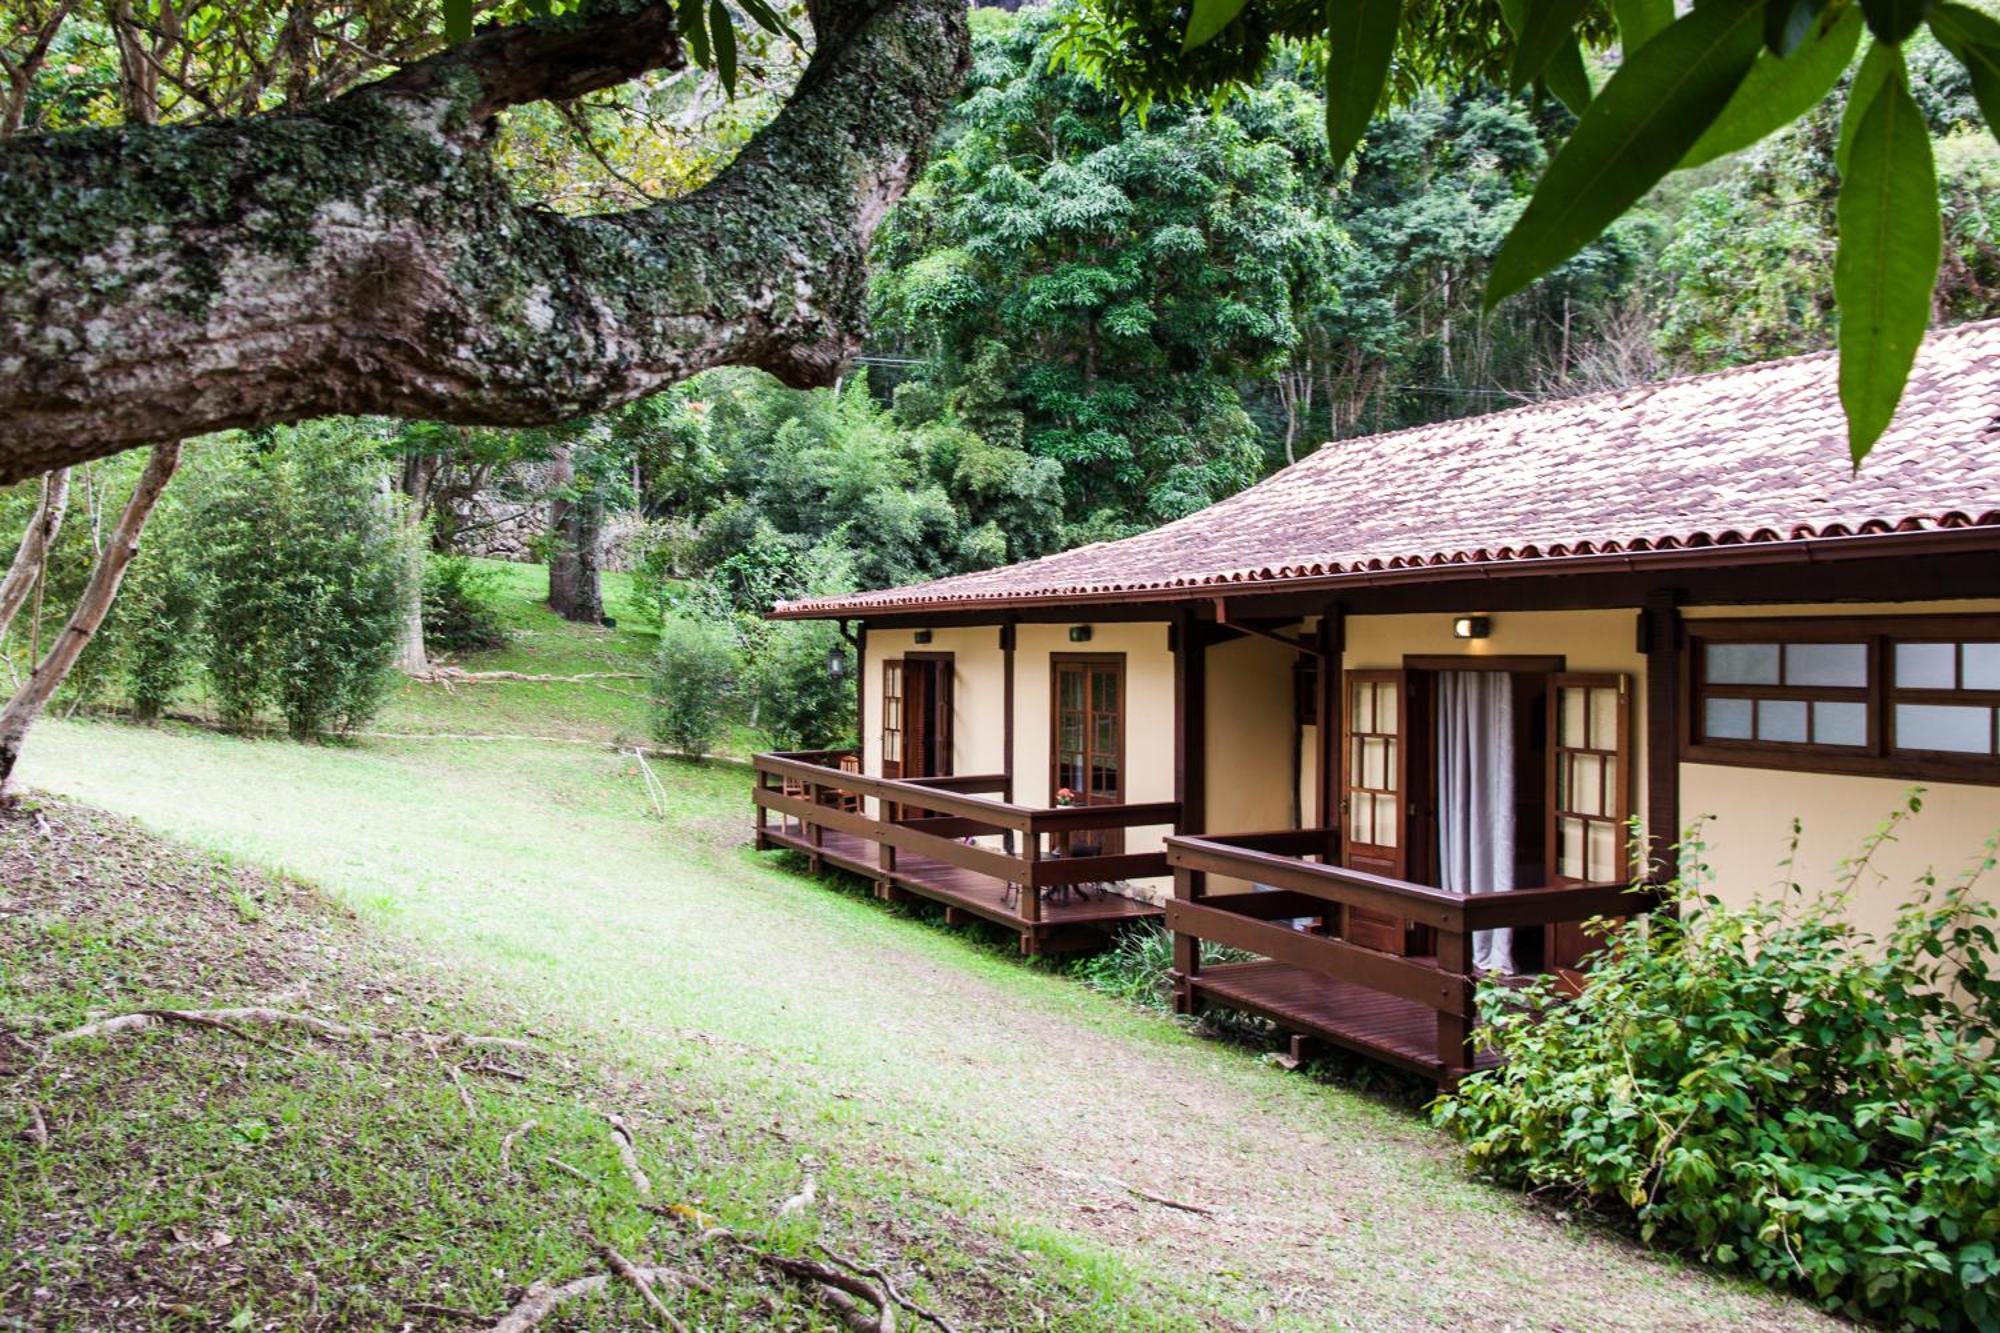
[22,719,1835,1331]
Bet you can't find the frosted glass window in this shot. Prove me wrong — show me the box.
[1786,642,1867,687]
[1964,644,2000,690]
[1371,794,1400,847]
[1375,685,1397,733]
[1589,688,1620,750]
[1351,682,1375,732]
[1571,754,1604,816]
[1896,642,1957,689]
[1758,699,1809,743]
[1561,688,1587,746]
[1586,821,1620,881]
[1708,643,1780,685]
[1705,697,1754,740]
[1813,701,1868,747]
[1558,817,1585,878]
[1895,704,1992,754]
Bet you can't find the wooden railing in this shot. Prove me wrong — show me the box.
[1163,829,1660,1079]
[752,750,1181,923]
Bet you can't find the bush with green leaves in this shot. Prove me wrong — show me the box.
[200,422,412,739]
[421,554,508,654]
[747,617,855,752]
[1433,801,2000,1329]
[649,613,741,760]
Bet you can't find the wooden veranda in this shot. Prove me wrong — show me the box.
[1165,829,1659,1085]
[753,750,1176,954]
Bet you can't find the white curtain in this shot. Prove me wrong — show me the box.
[1436,671,1516,973]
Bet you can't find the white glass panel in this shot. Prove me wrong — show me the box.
[1571,754,1604,816]
[1561,688,1587,747]
[1360,736,1388,789]
[1705,697,1753,740]
[1786,642,1868,687]
[1372,793,1400,848]
[1758,699,1809,744]
[1813,701,1869,747]
[1376,684,1398,734]
[1558,816,1585,878]
[1965,644,2000,691]
[1895,704,1992,754]
[1708,643,1780,685]
[1351,681,1374,733]
[1587,821,1619,880]
[1588,687,1619,751]
[1348,798,1372,846]
[1897,642,1957,689]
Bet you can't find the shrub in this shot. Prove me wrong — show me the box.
[120,520,209,723]
[1433,802,2000,1330]
[649,614,740,760]
[1070,920,1257,1012]
[747,618,854,752]
[421,555,508,654]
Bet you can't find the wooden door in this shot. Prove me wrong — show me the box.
[902,654,954,778]
[1340,670,1414,953]
[880,659,905,779]
[1546,673,1632,970]
[1053,656,1125,855]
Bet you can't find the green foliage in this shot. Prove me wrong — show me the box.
[119,517,209,724]
[421,554,509,654]
[747,618,856,751]
[1434,804,2000,1329]
[649,612,741,759]
[199,422,411,740]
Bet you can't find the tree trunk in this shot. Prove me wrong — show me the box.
[0,442,180,796]
[0,0,970,486]
[0,467,70,641]
[547,441,580,619]
[385,471,429,673]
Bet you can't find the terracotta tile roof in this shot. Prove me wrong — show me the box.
[775,320,2000,619]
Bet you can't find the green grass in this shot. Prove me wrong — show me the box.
[5,557,1840,1331]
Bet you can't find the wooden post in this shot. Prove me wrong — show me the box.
[1170,865,1206,1015]
[1022,817,1042,928]
[1316,606,1345,935]
[1434,923,1476,1081]
[806,778,824,875]
[1000,620,1016,805]
[1641,590,1683,886]
[754,766,771,850]
[1173,612,1207,836]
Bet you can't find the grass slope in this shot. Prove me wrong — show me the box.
[8,556,1839,1330]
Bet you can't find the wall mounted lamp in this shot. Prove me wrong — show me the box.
[1068,625,1094,643]
[913,629,933,644]
[1452,616,1492,641]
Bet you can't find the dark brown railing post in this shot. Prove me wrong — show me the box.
[1022,817,1042,930]
[753,762,771,850]
[1170,863,1206,1016]
[1434,922,1476,1080]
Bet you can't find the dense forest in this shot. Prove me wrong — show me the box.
[3,1,1999,746]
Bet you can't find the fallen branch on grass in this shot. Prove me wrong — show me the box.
[776,1171,817,1218]
[605,1112,653,1201]
[25,1100,48,1147]
[600,1241,689,1332]
[1053,1167,1216,1216]
[500,1120,538,1174]
[814,1245,959,1333]
[415,668,647,685]
[47,1006,533,1053]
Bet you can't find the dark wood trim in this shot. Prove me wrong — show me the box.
[902,650,956,779]
[1000,619,1016,804]
[1049,653,1129,852]
[1642,592,1682,883]
[853,622,867,753]
[1175,608,1207,836]
[1315,607,1343,833]
[1403,654,1566,673]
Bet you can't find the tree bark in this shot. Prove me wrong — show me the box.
[0,467,70,641]
[0,0,971,486]
[544,441,602,623]
[0,442,181,795]
[386,471,429,673]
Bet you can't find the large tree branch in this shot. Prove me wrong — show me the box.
[0,0,970,486]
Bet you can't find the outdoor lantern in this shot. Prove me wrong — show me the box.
[1452,615,1492,640]
[826,644,849,680]
[1068,625,1093,643]
[913,629,933,644]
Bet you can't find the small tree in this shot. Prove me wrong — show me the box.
[649,614,740,760]
[749,618,855,752]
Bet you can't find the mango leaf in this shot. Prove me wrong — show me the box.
[711,0,738,96]
[1545,37,1594,113]
[1486,0,1763,308]
[1928,5,2000,146]
[1765,0,1824,55]
[1511,0,1593,89]
[1682,5,1862,168]
[1836,40,1894,174]
[1833,52,1940,463]
[444,0,472,43]
[736,0,801,44]
[1184,0,1251,51]
[1613,0,1674,53]
[678,0,711,69]
[1324,0,1402,169]
[1861,0,1931,44]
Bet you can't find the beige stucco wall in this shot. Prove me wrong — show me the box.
[861,626,1008,781]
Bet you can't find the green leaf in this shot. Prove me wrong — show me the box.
[1613,0,1674,53]
[1544,36,1594,113]
[1928,4,2000,146]
[1184,0,1251,51]
[1512,0,1593,89]
[443,0,473,43]
[1324,0,1402,169]
[736,0,801,44]
[1486,0,1764,308]
[1837,40,1894,174]
[1834,51,1940,463]
[678,0,711,69]
[1682,5,1862,168]
[711,0,738,96]
[1765,0,1824,55]
[1861,0,1931,44]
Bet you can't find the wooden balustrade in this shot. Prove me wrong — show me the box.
[1163,829,1660,1083]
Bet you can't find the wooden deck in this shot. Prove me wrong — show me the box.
[1189,959,1499,1081]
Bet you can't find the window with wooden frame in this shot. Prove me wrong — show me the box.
[880,659,905,780]
[1685,616,2000,783]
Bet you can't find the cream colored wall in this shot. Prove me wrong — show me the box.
[1200,632,1304,891]
[1681,597,2000,935]
[861,627,1007,780]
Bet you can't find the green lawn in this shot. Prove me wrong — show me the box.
[6,558,1840,1330]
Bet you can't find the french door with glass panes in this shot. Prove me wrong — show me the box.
[1339,670,1420,953]
[1052,656,1125,855]
[1546,673,1632,970]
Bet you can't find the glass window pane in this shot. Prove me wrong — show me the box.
[1094,715,1116,753]
[1897,643,1957,689]
[1758,699,1809,743]
[1558,816,1585,878]
[1587,820,1620,881]
[1371,793,1399,848]
[1349,797,1372,845]
[1561,687,1587,747]
[1571,754,1604,817]
[1376,684,1398,735]
[1965,644,2000,691]
[1360,736,1388,789]
[1092,671,1117,712]
[1895,703,1992,754]
[1786,643,1868,687]
[1588,687,1619,751]
[1705,697,1753,740]
[1813,701,1868,747]
[1707,643,1780,685]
